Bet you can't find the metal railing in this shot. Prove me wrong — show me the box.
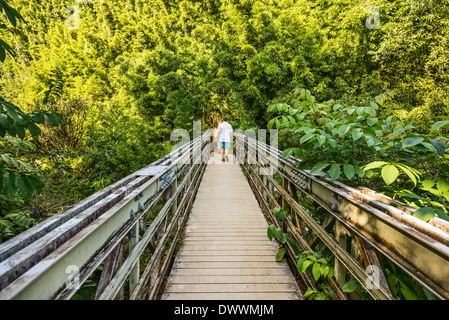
[235,133,449,300]
[0,131,212,300]
[2,129,448,300]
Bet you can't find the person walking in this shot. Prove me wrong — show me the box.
[217,116,233,162]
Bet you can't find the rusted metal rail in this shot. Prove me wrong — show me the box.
[235,133,449,300]
[0,131,212,300]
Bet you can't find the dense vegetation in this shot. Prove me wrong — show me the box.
[0,0,448,299]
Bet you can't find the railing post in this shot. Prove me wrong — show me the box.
[128,222,140,297]
[263,175,268,202]
[334,220,348,289]
[281,177,290,233]
[172,179,178,219]
[349,237,363,300]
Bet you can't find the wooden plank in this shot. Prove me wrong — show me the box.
[168,275,296,284]
[172,261,289,270]
[175,255,279,262]
[185,225,268,229]
[180,235,268,239]
[182,239,273,244]
[179,245,278,251]
[162,292,301,300]
[168,268,293,276]
[185,232,268,237]
[164,283,298,293]
[178,250,278,256]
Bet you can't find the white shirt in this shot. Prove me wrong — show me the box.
[217,121,233,143]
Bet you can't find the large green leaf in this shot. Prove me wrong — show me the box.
[2,102,18,122]
[364,161,388,171]
[342,279,359,293]
[300,260,313,273]
[267,118,275,131]
[367,118,378,126]
[296,254,307,273]
[395,163,420,187]
[310,163,330,174]
[343,164,355,180]
[275,248,287,261]
[27,174,42,193]
[351,128,363,141]
[320,264,330,278]
[413,207,435,222]
[267,224,276,241]
[17,174,33,197]
[430,120,449,131]
[430,139,445,155]
[365,107,376,117]
[27,122,41,137]
[437,179,449,193]
[3,171,16,197]
[435,208,449,222]
[317,134,326,145]
[381,164,399,185]
[329,164,341,180]
[421,180,434,189]
[0,44,5,63]
[337,124,350,137]
[46,112,62,125]
[402,137,424,149]
[300,133,314,144]
[282,148,294,158]
[400,286,418,300]
[312,262,321,281]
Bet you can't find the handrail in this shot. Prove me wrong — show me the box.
[235,133,449,300]
[0,131,212,300]
[2,130,448,300]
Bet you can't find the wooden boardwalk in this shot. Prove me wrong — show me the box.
[161,152,301,300]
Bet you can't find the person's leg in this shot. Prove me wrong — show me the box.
[221,146,225,161]
[225,143,230,161]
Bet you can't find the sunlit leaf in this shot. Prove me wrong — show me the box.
[312,262,321,281]
[413,207,435,222]
[342,279,359,293]
[329,164,341,180]
[437,179,449,193]
[310,163,330,174]
[381,164,399,185]
[343,164,355,180]
[402,137,424,149]
[275,248,287,261]
[430,120,449,131]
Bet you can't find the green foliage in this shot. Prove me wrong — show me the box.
[297,250,335,300]
[0,2,63,243]
[296,251,334,282]
[0,201,35,242]
[43,68,65,106]
[266,223,288,245]
[383,261,435,300]
[0,0,25,62]
[269,88,449,224]
[341,279,359,293]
